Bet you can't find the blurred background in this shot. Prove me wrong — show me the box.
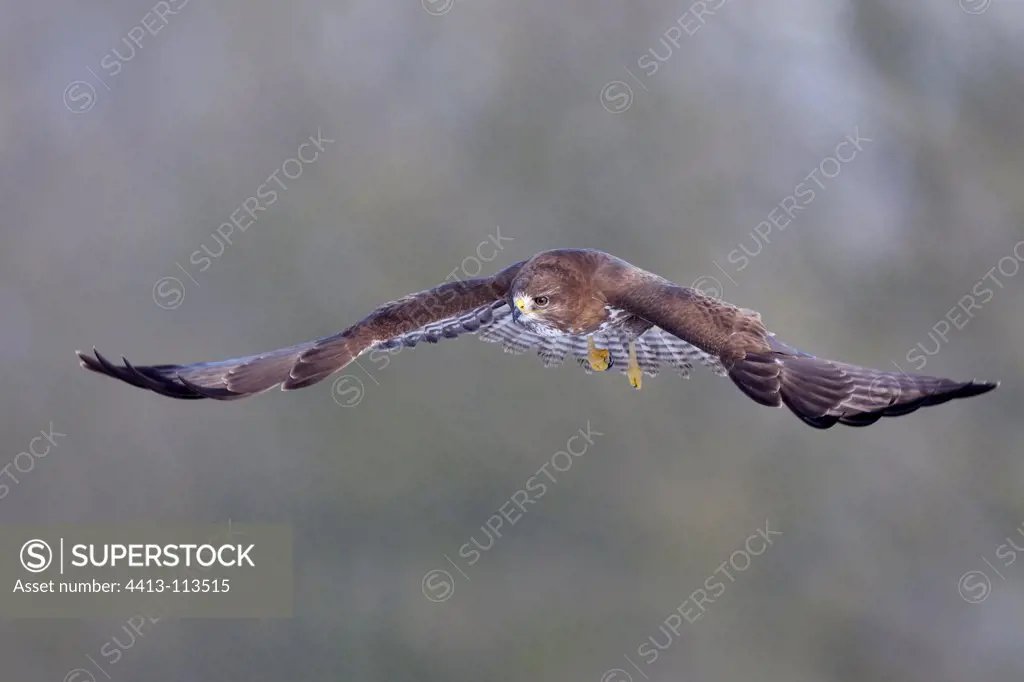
[3,0,1024,679]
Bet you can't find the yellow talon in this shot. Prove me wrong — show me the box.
[587,336,611,372]
[627,340,642,390]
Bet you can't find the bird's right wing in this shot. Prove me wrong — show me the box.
[77,261,525,400]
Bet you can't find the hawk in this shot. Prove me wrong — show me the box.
[78,249,997,428]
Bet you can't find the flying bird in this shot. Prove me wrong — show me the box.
[78,249,996,428]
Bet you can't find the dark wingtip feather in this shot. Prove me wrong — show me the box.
[76,349,102,372]
[122,356,194,399]
[955,380,998,398]
[92,348,144,387]
[76,348,209,400]
[729,345,999,429]
[176,374,239,400]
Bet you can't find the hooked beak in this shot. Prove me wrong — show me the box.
[513,295,529,323]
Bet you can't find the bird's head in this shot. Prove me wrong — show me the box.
[509,256,594,334]
[512,289,554,323]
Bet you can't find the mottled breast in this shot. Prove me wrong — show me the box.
[595,306,653,338]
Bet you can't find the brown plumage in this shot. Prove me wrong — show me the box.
[77,248,997,428]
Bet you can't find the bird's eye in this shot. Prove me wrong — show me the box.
[534,295,550,308]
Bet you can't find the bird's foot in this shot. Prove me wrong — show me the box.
[627,340,642,390]
[587,336,611,372]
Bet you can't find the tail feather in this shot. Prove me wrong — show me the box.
[727,339,997,429]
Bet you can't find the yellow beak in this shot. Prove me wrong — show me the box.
[514,296,529,314]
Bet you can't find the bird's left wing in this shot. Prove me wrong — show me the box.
[77,261,525,400]
[607,275,997,428]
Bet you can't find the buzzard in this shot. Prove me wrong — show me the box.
[78,249,996,428]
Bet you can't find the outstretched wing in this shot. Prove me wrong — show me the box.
[77,262,525,400]
[608,276,998,428]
